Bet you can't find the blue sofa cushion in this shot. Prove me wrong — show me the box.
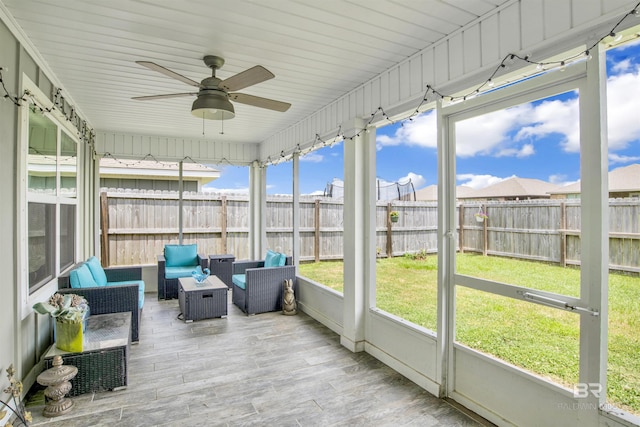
[164,244,197,267]
[232,274,246,290]
[70,264,98,289]
[85,256,108,286]
[107,280,145,309]
[265,249,281,267]
[165,266,197,279]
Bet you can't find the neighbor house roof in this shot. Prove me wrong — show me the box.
[549,163,640,195]
[100,158,220,186]
[414,185,476,201]
[460,177,561,200]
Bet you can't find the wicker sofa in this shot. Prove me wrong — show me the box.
[231,251,296,315]
[157,244,208,300]
[58,257,143,342]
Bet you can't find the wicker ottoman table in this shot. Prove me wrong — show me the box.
[178,275,228,322]
[43,312,131,396]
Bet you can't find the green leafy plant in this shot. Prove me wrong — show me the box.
[0,364,31,426]
[33,293,88,324]
[389,211,399,219]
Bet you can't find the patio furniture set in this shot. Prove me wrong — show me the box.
[157,244,296,316]
[40,245,296,402]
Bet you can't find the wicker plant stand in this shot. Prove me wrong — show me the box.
[43,312,131,396]
[178,276,228,322]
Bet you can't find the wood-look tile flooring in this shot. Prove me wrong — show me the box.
[27,293,491,426]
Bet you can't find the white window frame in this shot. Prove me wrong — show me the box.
[17,75,82,319]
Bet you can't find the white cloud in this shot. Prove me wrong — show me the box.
[376,134,398,149]
[496,143,535,158]
[456,105,534,157]
[457,173,511,189]
[515,97,580,152]
[548,174,578,186]
[398,172,426,188]
[606,68,640,151]
[300,152,324,163]
[548,174,566,184]
[612,58,632,73]
[609,153,640,164]
[376,111,437,150]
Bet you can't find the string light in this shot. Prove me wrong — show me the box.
[0,68,94,145]
[262,0,640,166]
[2,2,639,167]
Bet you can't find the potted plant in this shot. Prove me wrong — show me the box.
[389,211,399,223]
[33,293,89,352]
[474,211,488,222]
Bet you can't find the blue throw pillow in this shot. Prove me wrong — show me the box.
[69,264,98,288]
[85,256,107,286]
[264,249,280,267]
[277,253,287,267]
[165,244,197,267]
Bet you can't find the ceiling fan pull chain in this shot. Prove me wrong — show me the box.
[220,117,224,135]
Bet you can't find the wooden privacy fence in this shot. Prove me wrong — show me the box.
[101,189,640,274]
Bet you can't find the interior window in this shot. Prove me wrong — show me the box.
[26,107,79,293]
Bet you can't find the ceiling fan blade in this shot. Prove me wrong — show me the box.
[220,66,275,92]
[132,92,197,101]
[136,61,201,88]
[230,93,291,112]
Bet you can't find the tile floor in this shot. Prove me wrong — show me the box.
[26,292,492,426]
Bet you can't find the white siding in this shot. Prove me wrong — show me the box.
[96,132,259,164]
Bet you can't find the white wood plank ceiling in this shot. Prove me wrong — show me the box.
[2,0,510,145]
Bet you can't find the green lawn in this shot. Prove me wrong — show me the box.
[298,254,640,415]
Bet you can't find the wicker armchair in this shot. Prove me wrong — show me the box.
[157,244,208,300]
[232,255,296,315]
[58,265,142,342]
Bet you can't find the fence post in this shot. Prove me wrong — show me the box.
[459,204,465,253]
[314,199,320,262]
[221,196,228,253]
[100,191,110,267]
[483,204,488,256]
[386,203,393,258]
[560,202,566,266]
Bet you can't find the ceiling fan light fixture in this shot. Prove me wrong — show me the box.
[135,56,289,118]
[191,90,235,120]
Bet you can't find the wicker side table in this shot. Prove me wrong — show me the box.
[43,312,131,396]
[178,276,228,322]
[208,254,235,288]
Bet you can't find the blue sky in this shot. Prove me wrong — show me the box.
[206,40,640,195]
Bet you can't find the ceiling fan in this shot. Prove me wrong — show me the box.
[132,55,291,120]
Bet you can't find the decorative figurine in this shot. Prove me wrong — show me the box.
[282,278,297,315]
